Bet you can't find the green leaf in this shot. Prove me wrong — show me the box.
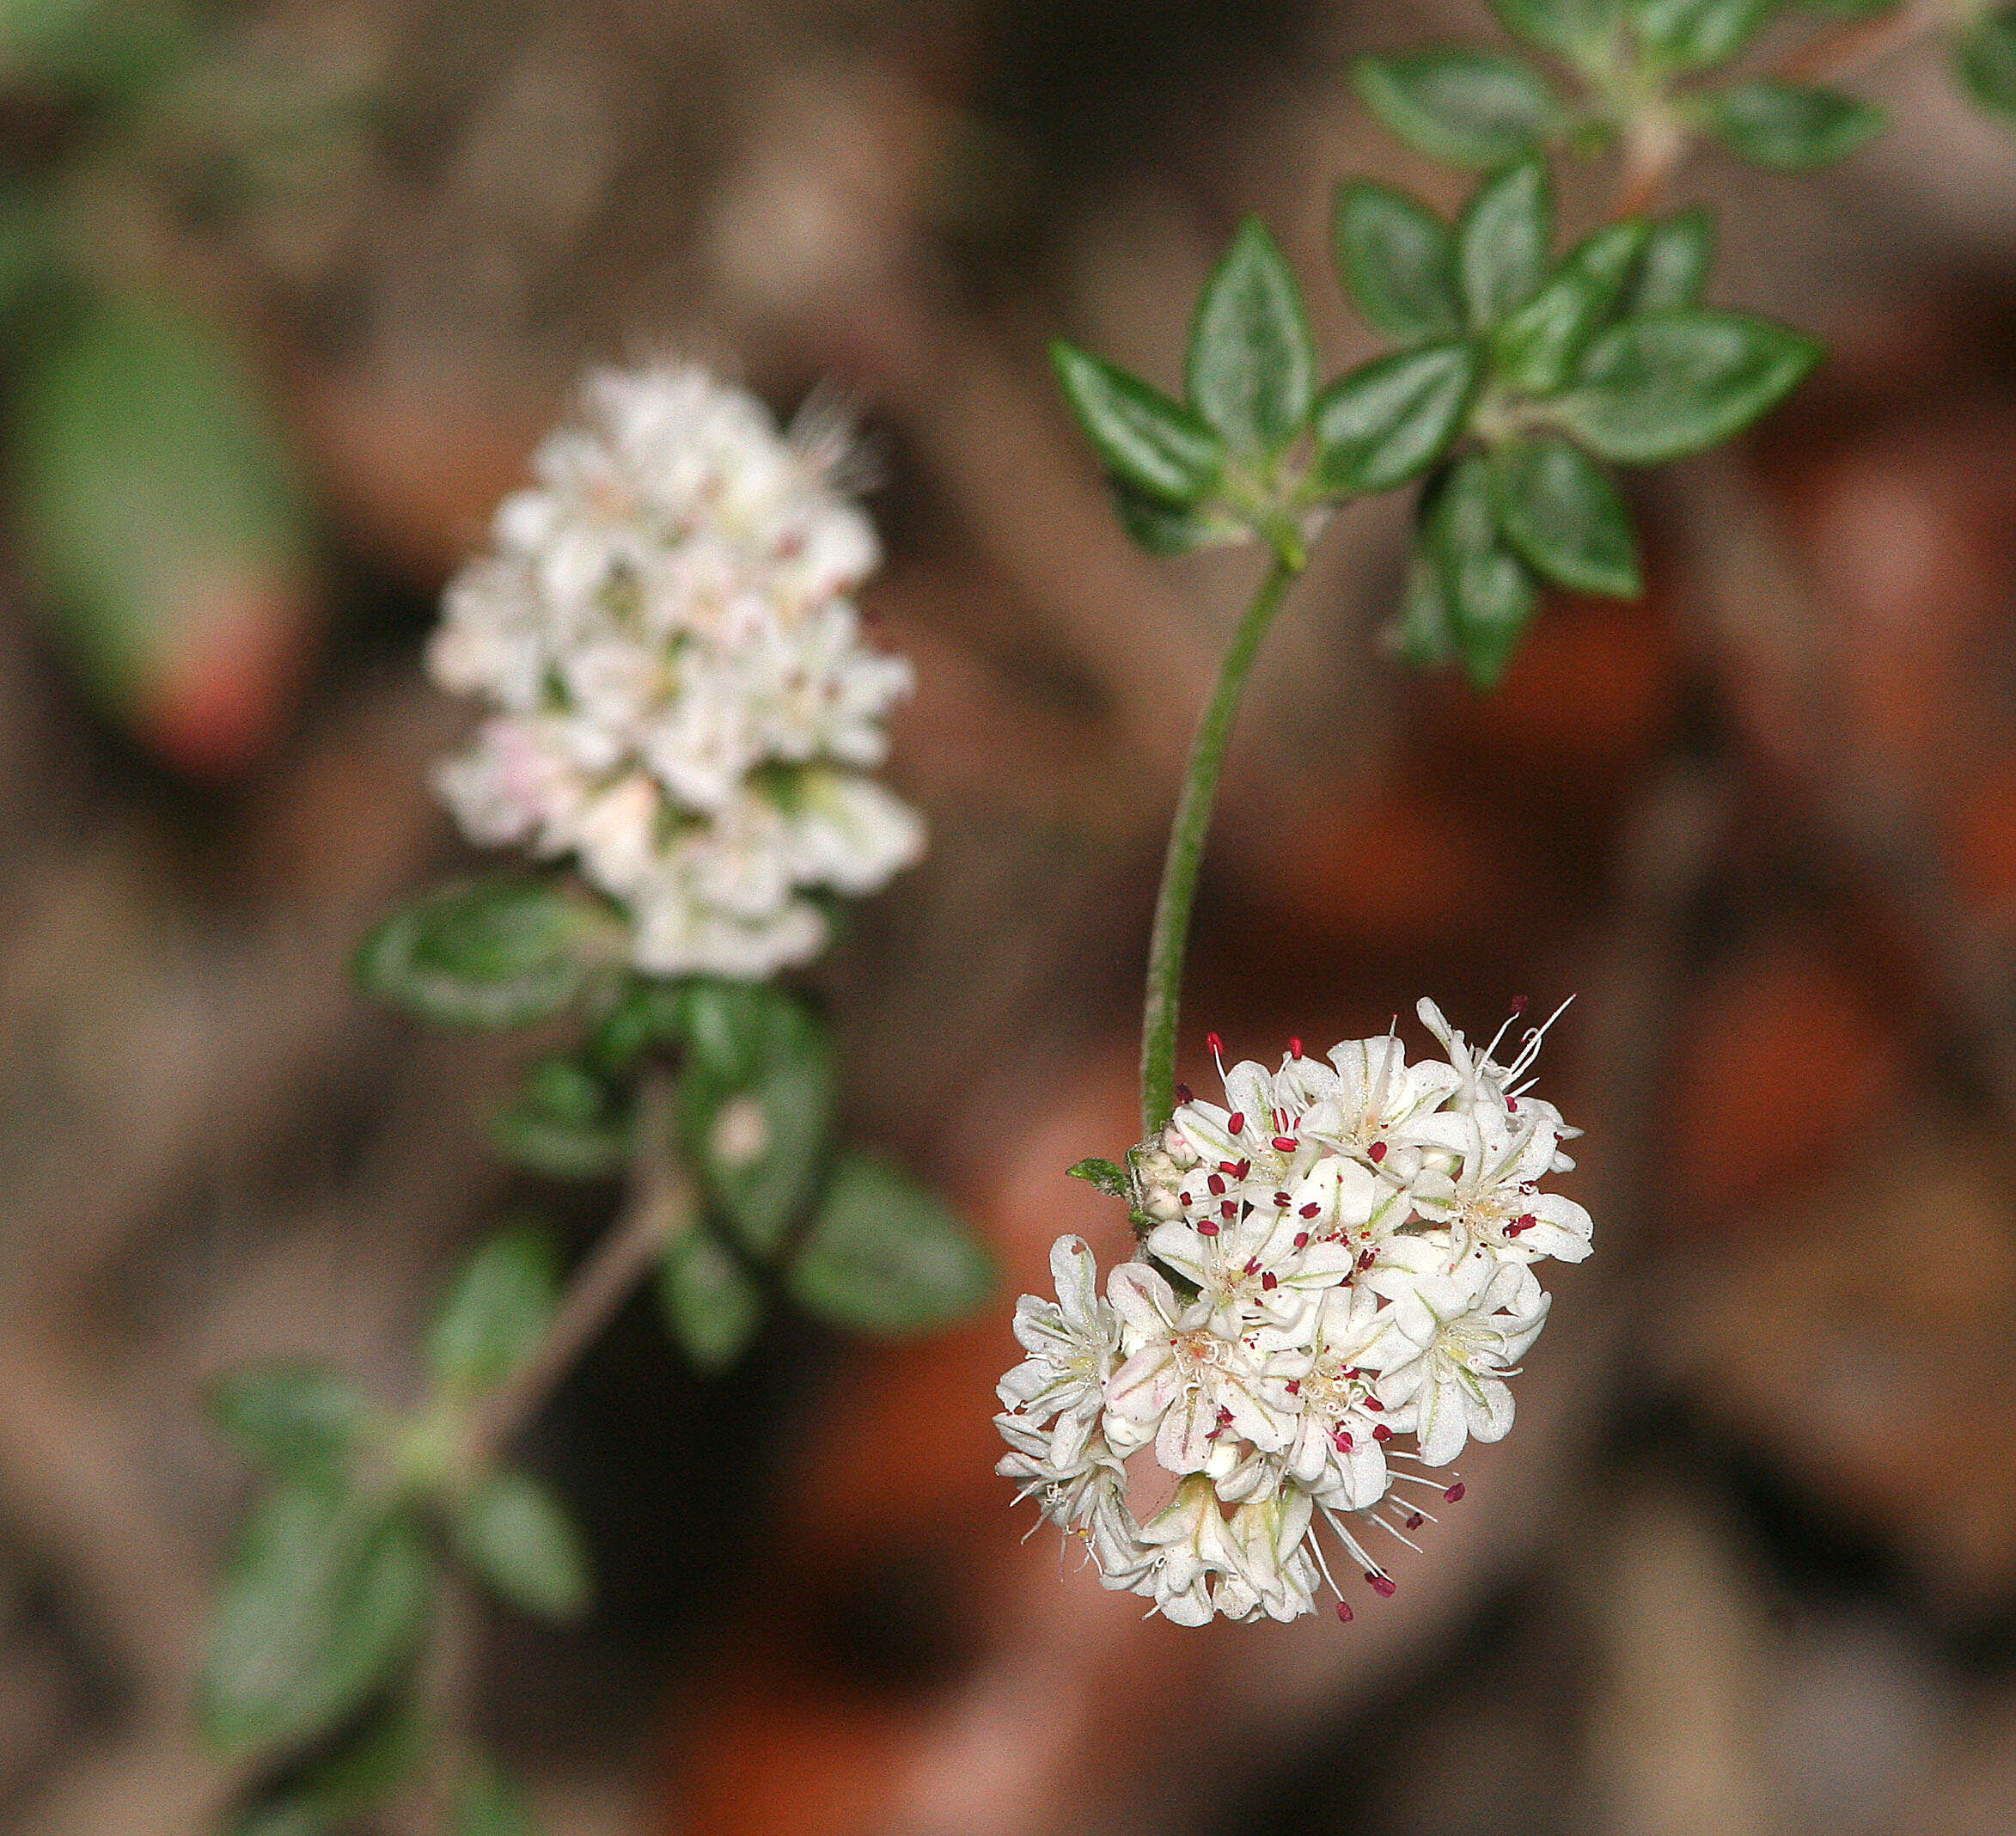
[426,1228,559,1400]
[1108,478,1245,554]
[209,1363,376,1481]
[356,878,613,1030]
[453,1761,536,1836]
[584,978,686,1075]
[0,0,189,101]
[1957,5,2016,114]
[676,983,833,1258]
[1627,0,1777,71]
[230,1692,425,1835]
[1493,219,1649,395]
[1622,208,1715,314]
[200,1484,432,1760]
[1704,79,1885,168]
[1425,456,1538,689]
[789,1155,992,1336]
[1050,344,1224,505]
[231,1802,332,1836]
[1457,158,1554,331]
[1310,345,1480,495]
[1390,536,1461,669]
[1066,1157,1128,1197]
[1331,182,1463,346]
[659,1228,764,1372]
[1354,50,1562,169]
[1491,438,1643,597]
[451,1470,592,1623]
[490,1058,630,1181]
[9,296,310,760]
[1492,0,1622,60]
[1554,309,1821,462]
[1185,217,1317,456]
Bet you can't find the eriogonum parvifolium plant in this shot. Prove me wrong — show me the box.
[197,363,986,1835]
[197,0,2016,1826]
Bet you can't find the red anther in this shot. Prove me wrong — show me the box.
[1506,1098,1519,1113]
[1372,1424,1392,1442]
[1176,1083,1194,1105]
[1358,1250,1377,1270]
[1366,1573,1396,1598]
[1226,1112,1245,1135]
[1219,1160,1240,1177]
[1207,1174,1225,1196]
[1293,1232,1310,1250]
[1286,1379,1301,1395]
[1334,1429,1353,1453]
[1291,1037,1304,1060]
[1178,1191,1192,1207]
[1217,1405,1232,1423]
[1220,1200,1237,1220]
[1518,1212,1536,1229]
[1444,1483,1466,1502]
[1336,1601,1354,1623]
[1511,995,1527,1015]
[1274,1192,1292,1208]
[1405,1512,1424,1531]
[1364,1397,1384,1411]
[1234,1159,1251,1180]
[1273,1136,1298,1153]
[1243,1258,1260,1275]
[1300,1203,1321,1219]
[1197,1221,1219,1237]
[1262,1271,1278,1291]
[1207,1032,1225,1057]
[1368,1141,1388,1164]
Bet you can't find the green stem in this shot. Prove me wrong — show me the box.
[1139,549,1302,1139]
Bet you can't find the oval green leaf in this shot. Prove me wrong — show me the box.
[788,1155,992,1336]
[1332,181,1463,346]
[1185,217,1317,456]
[1457,157,1554,331]
[452,1469,592,1623]
[1311,344,1480,495]
[1704,80,1885,170]
[1049,343,1223,505]
[1354,49,1562,169]
[1491,438,1643,597]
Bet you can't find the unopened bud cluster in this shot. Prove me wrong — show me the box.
[427,362,923,979]
[996,1000,1588,1625]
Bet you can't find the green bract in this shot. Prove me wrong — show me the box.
[789,1154,993,1335]
[1066,1157,1128,1197]
[356,878,615,1030]
[1332,181,1464,344]
[1186,217,1317,457]
[1310,345,1480,494]
[1491,438,1643,598]
[1049,343,1223,504]
[1704,79,1885,169]
[1355,48,1562,168]
[1554,309,1821,462]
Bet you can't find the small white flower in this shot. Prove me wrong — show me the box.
[997,1236,1121,1469]
[426,361,923,981]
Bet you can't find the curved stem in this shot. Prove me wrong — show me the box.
[1139,551,1302,1139]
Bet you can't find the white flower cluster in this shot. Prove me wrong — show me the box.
[426,362,924,980]
[995,999,1588,1625]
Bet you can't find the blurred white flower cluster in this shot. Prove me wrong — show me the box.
[995,998,1588,1625]
[427,362,924,979]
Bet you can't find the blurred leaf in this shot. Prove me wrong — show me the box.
[1354,50,1561,168]
[1492,0,1622,59]
[1050,344,1223,504]
[1555,309,1820,462]
[659,1228,764,1372]
[1491,438,1643,597]
[451,1470,591,1623]
[356,878,612,1030]
[1457,158,1553,331]
[1108,477,1244,554]
[1425,455,1537,689]
[676,984,832,1258]
[1185,217,1317,456]
[200,1484,431,1760]
[0,0,188,101]
[1331,181,1463,346]
[1627,0,1778,70]
[0,188,58,322]
[1066,1158,1128,1197]
[9,296,312,773]
[231,1802,331,1836]
[789,1156,991,1336]
[1957,6,2016,114]
[584,978,686,1076]
[453,1761,536,1836]
[1310,345,1480,495]
[1622,207,1715,314]
[1390,535,1460,669]
[427,1227,559,1401]
[209,1362,375,1481]
[1704,79,1885,168]
[230,1692,425,1836]
[1493,219,1648,395]
[490,1059,629,1182]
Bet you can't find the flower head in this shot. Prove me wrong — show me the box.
[995,1001,1590,1623]
[428,361,924,979]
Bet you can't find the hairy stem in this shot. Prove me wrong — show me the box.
[465,1070,693,1471]
[1139,551,1302,1139]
